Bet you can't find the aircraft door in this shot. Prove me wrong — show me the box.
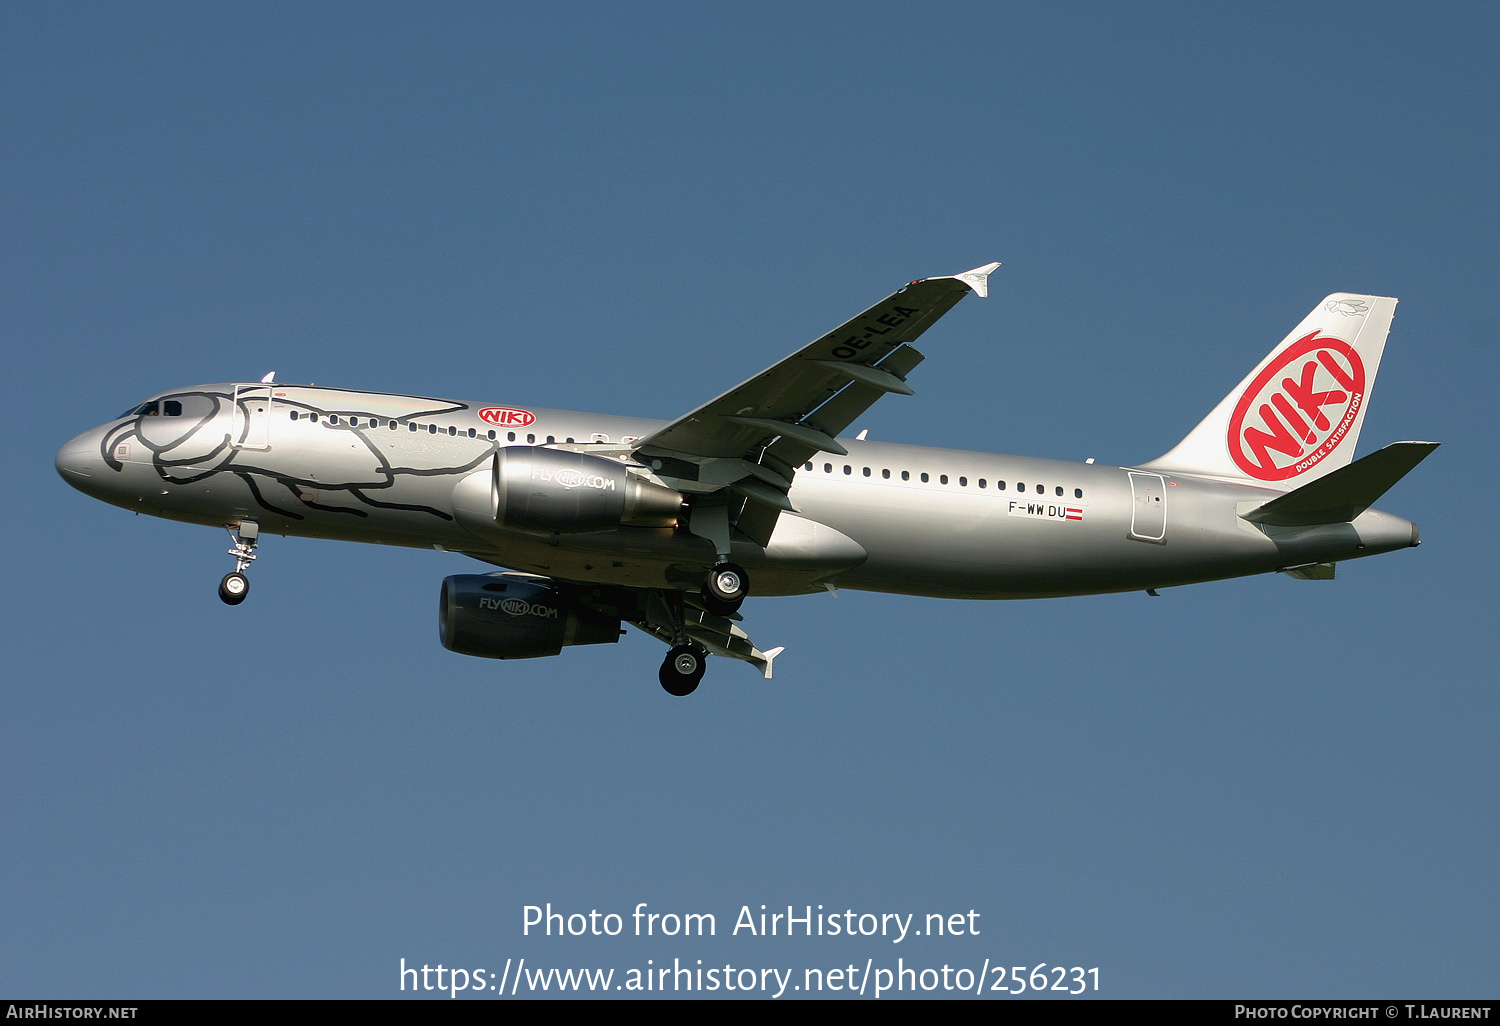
[231,385,273,450]
[1128,472,1167,543]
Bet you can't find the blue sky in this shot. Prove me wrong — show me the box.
[4,1,1496,999]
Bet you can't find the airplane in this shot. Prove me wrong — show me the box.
[55,264,1436,695]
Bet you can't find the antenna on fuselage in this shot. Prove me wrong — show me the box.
[261,371,276,383]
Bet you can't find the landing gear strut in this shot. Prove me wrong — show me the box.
[651,588,708,696]
[659,644,706,697]
[700,562,749,616]
[219,520,258,606]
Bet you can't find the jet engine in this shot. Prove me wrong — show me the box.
[439,575,621,660]
[489,447,682,535]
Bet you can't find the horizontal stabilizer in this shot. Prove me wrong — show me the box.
[1279,562,1337,580]
[1242,441,1438,526]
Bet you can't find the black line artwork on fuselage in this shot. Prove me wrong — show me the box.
[97,388,501,523]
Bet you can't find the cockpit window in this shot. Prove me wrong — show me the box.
[121,399,184,418]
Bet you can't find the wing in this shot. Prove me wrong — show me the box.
[633,262,999,544]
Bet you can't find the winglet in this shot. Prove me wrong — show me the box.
[949,261,1001,299]
[760,646,785,680]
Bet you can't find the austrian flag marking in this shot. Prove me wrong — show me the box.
[1227,333,1365,482]
[478,406,536,428]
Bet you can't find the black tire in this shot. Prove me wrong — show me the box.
[659,644,705,697]
[218,572,249,605]
[700,562,748,616]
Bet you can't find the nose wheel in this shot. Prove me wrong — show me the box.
[219,520,259,606]
[219,572,249,605]
[660,644,706,697]
[700,562,749,616]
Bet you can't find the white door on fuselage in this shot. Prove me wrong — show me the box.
[232,385,273,450]
[1128,472,1167,542]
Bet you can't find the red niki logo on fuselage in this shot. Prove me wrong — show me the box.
[1227,332,1365,482]
[478,407,536,428]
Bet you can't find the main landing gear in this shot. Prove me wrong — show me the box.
[654,587,709,697]
[659,644,706,697]
[219,520,259,606]
[653,564,750,694]
[700,562,749,616]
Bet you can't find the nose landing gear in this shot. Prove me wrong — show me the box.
[700,562,749,616]
[219,520,259,606]
[218,572,249,604]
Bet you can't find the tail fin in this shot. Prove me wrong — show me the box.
[1143,293,1396,490]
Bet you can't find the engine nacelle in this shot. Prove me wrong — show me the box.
[492,447,682,535]
[439,575,621,660]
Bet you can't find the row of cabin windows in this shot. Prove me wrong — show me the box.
[803,461,1084,499]
[287,411,576,445]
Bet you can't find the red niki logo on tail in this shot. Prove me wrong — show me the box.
[1227,332,1365,482]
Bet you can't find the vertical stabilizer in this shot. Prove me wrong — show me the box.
[1142,294,1396,490]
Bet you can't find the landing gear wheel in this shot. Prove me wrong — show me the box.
[218,572,249,605]
[659,644,706,697]
[700,562,749,616]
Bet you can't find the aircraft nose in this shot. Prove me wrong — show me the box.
[56,431,104,487]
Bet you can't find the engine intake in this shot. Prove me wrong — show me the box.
[493,447,682,535]
[440,575,621,660]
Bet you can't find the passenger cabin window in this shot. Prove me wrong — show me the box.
[507,432,515,441]
[959,477,967,486]
[391,421,398,430]
[979,479,986,488]
[1075,488,1083,498]
[882,469,890,479]
[527,434,535,443]
[289,411,299,421]
[940,475,948,484]
[488,430,496,440]
[448,425,457,436]
[409,422,418,432]
[843,465,851,475]
[1036,484,1044,494]
[901,471,910,481]
[330,415,339,425]
[862,467,870,477]
[310,413,319,423]
[825,464,832,473]
[920,473,929,483]
[1055,486,1064,496]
